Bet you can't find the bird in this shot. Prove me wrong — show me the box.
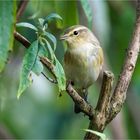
[60,25,103,113]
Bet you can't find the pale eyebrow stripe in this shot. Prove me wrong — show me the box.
[74,26,87,31]
[69,27,87,35]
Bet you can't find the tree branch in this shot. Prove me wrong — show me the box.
[96,71,114,114]
[84,71,114,139]
[14,31,30,48]
[66,82,94,119]
[17,0,29,21]
[107,0,140,123]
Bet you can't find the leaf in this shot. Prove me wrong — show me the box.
[17,40,39,98]
[43,13,63,26]
[16,22,38,31]
[53,56,66,92]
[32,56,43,76]
[38,42,49,58]
[44,32,57,51]
[0,0,16,72]
[84,129,107,140]
[80,0,93,29]
[42,38,54,61]
[38,18,45,27]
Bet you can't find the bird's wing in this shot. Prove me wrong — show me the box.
[88,46,104,81]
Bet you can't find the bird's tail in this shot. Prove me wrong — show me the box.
[74,89,88,113]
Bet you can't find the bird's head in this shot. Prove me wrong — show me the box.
[60,25,97,49]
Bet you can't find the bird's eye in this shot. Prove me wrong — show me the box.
[73,31,78,35]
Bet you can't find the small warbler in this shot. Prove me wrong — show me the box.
[60,25,103,113]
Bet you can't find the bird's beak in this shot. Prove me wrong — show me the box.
[60,34,68,40]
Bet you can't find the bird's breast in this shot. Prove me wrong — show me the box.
[64,46,94,88]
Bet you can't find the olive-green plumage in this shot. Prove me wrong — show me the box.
[61,25,103,113]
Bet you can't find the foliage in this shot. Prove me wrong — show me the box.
[0,0,16,72]
[85,129,107,140]
[17,13,66,98]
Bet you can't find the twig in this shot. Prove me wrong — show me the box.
[14,31,30,48]
[66,82,94,119]
[39,56,57,81]
[41,72,57,84]
[17,0,29,21]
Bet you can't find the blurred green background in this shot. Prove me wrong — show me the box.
[0,0,140,139]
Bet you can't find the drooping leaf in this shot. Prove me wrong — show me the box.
[44,32,57,51]
[53,56,66,92]
[0,1,16,72]
[16,22,38,31]
[80,0,93,29]
[43,38,54,61]
[38,42,49,58]
[32,56,43,76]
[84,129,107,140]
[43,13,62,26]
[17,40,39,98]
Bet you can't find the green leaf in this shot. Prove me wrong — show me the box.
[43,13,62,26]
[38,42,49,58]
[38,18,45,27]
[42,38,54,61]
[44,32,57,51]
[32,56,43,76]
[84,129,107,140]
[80,0,93,29]
[16,22,38,31]
[54,56,66,92]
[0,1,16,72]
[17,40,39,98]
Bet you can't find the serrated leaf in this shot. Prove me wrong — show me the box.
[0,1,16,72]
[54,56,66,92]
[84,129,107,140]
[44,32,57,51]
[80,0,93,29]
[32,56,43,75]
[43,13,62,26]
[17,40,39,98]
[16,22,38,31]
